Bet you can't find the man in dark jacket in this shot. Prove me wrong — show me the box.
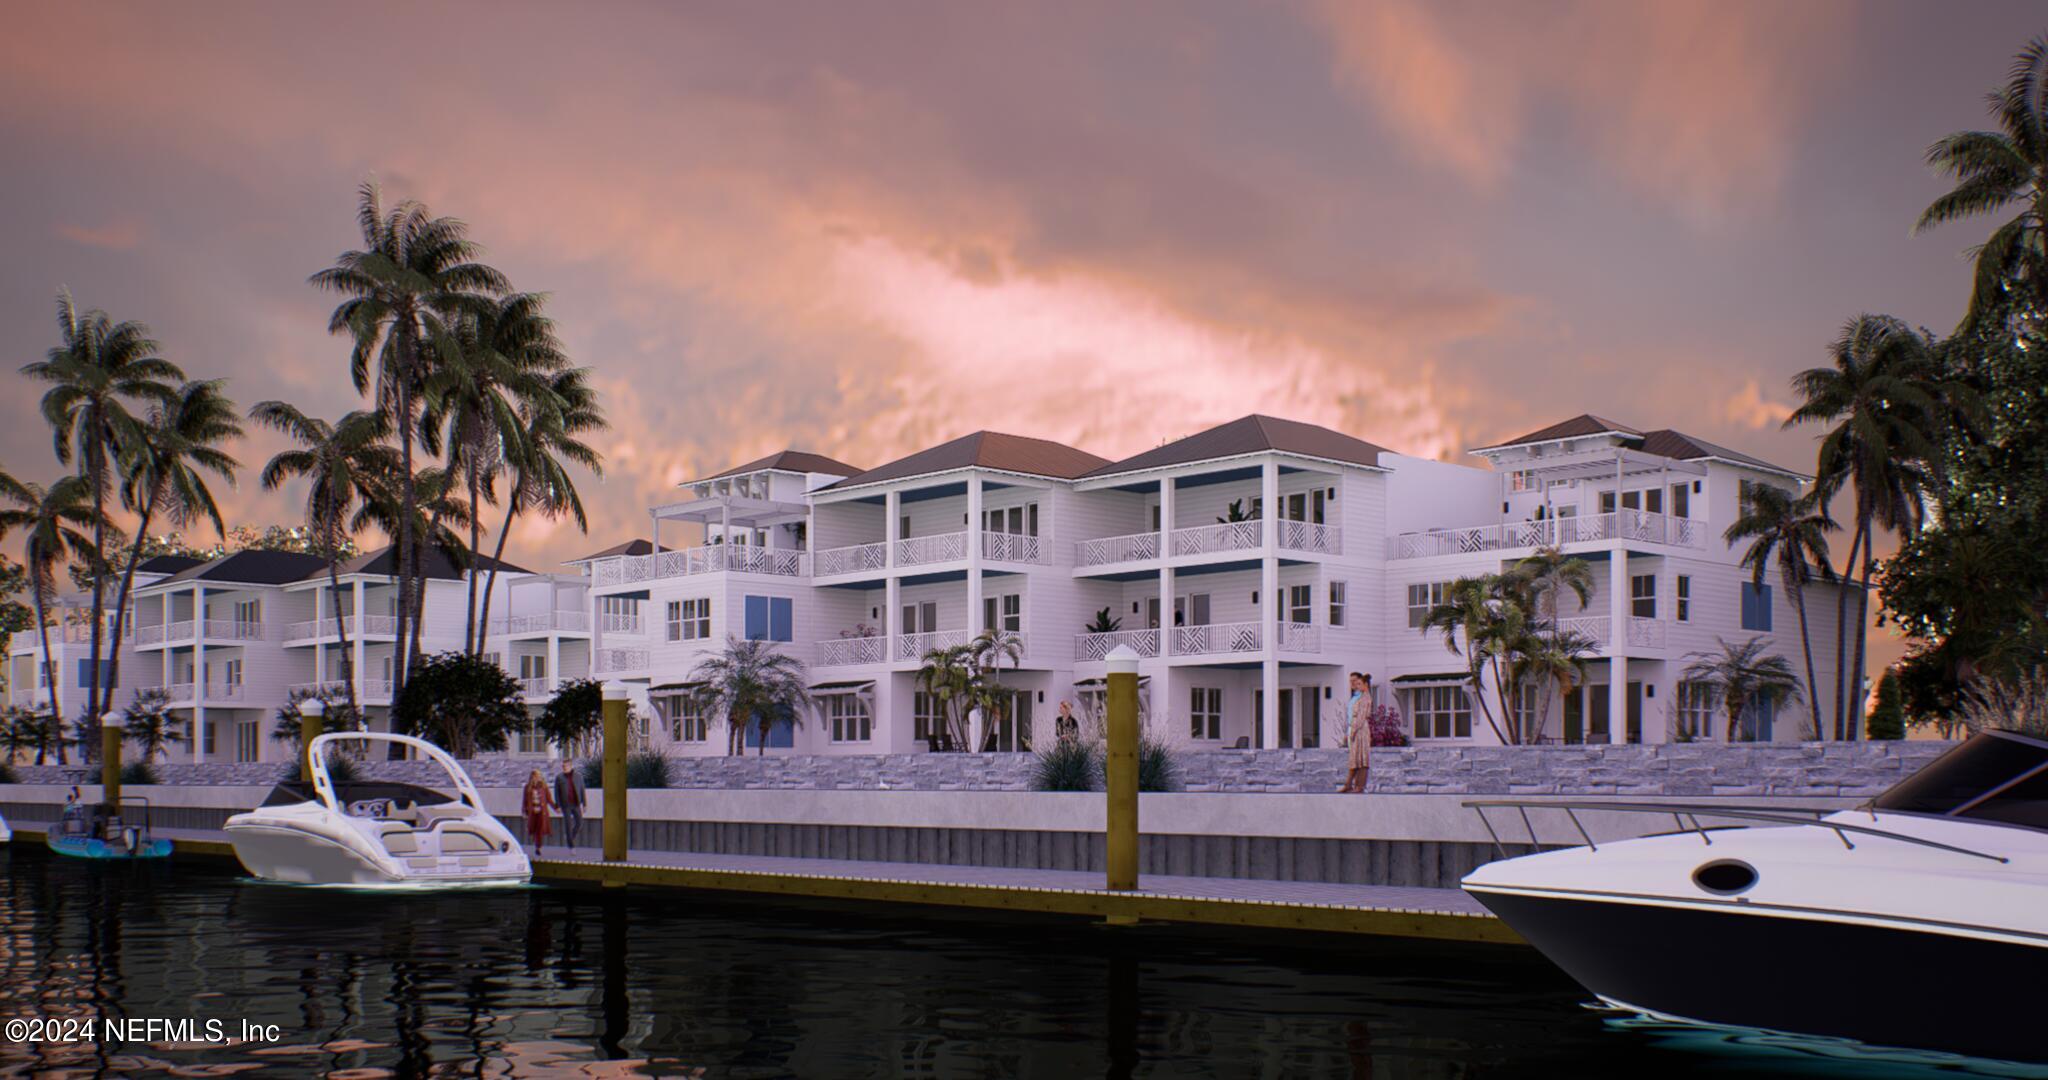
[552,759,587,851]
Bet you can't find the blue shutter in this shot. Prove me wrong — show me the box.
[770,597,793,642]
[1739,583,1755,630]
[744,596,768,641]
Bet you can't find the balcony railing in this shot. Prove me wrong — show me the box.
[1172,521,1259,557]
[593,647,649,674]
[1173,620,1262,655]
[1558,615,1610,644]
[815,540,887,577]
[1275,621,1320,652]
[517,677,550,697]
[818,635,887,667]
[283,614,398,642]
[1546,615,1667,649]
[139,681,238,701]
[1276,520,1342,556]
[591,544,809,586]
[201,619,264,641]
[981,532,1045,564]
[895,628,969,662]
[288,680,351,697]
[1074,531,1160,568]
[600,613,644,635]
[1074,628,1161,661]
[1386,509,1705,559]
[134,620,195,647]
[490,611,591,636]
[895,532,968,567]
[1627,617,1666,648]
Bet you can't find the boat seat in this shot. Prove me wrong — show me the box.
[379,828,420,855]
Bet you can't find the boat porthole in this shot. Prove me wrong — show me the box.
[1692,860,1758,895]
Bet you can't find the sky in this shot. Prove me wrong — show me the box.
[1,1,2042,673]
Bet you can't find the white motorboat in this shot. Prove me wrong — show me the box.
[1462,728,2048,1063]
[225,732,529,887]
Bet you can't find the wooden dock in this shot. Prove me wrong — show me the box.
[6,826,1519,945]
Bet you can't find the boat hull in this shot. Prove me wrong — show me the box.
[46,834,173,860]
[1470,886,2048,1063]
[225,818,530,887]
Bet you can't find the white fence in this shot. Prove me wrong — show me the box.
[1173,620,1262,655]
[491,611,590,635]
[593,647,649,674]
[1074,628,1161,661]
[1386,509,1705,559]
[894,628,969,662]
[981,532,1044,564]
[1275,520,1342,556]
[818,636,886,667]
[591,544,810,586]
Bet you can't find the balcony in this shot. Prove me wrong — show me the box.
[1074,531,1159,568]
[599,613,644,635]
[1074,628,1161,661]
[1172,620,1262,656]
[1172,521,1260,558]
[133,620,193,647]
[895,532,968,568]
[590,544,808,587]
[517,677,551,697]
[490,611,591,636]
[282,614,399,643]
[1276,521,1342,556]
[1554,615,1668,649]
[815,540,886,577]
[592,647,649,675]
[288,679,351,697]
[1275,621,1320,652]
[1386,509,1705,560]
[980,532,1045,565]
[817,635,887,667]
[895,628,970,662]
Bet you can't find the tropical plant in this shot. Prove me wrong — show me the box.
[475,367,604,648]
[4,708,61,766]
[582,749,673,789]
[1031,738,1098,792]
[251,404,396,715]
[270,686,367,753]
[121,686,188,762]
[390,650,528,758]
[968,629,1024,750]
[1917,36,2048,327]
[1514,629,1600,744]
[536,678,604,754]
[686,636,812,756]
[1366,704,1409,748]
[1136,733,1181,792]
[1418,575,1524,743]
[1510,546,1593,633]
[0,761,15,784]
[1085,607,1122,634]
[1956,666,2048,740]
[1867,668,1906,740]
[119,760,159,786]
[1725,483,1837,738]
[915,641,976,750]
[1216,498,1255,524]
[1681,637,1803,743]
[312,181,507,701]
[0,472,102,756]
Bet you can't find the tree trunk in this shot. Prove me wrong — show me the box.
[99,488,160,720]
[328,515,360,717]
[392,316,419,701]
[85,431,107,733]
[464,457,481,655]
[31,553,63,765]
[1830,515,1869,743]
[1789,573,1823,742]
[1848,519,1877,742]
[476,494,519,662]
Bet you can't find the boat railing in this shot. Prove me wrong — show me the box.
[1462,799,2010,865]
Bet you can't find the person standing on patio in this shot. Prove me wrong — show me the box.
[522,769,557,855]
[1339,672,1373,794]
[553,758,587,850]
[1055,700,1079,743]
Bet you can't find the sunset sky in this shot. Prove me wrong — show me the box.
[2,2,2042,671]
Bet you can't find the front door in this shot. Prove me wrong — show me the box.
[983,690,1032,752]
[1299,688,1321,748]
[1255,688,1299,748]
[1587,685,1611,743]
[1627,681,1643,744]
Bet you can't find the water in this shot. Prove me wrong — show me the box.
[0,847,2040,1079]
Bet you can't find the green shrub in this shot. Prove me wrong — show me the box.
[0,761,16,784]
[582,751,673,789]
[1137,735,1181,793]
[119,760,159,786]
[1032,739,1099,792]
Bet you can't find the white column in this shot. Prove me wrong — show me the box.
[547,634,562,695]
[885,488,902,662]
[1609,551,1628,745]
[313,588,327,684]
[885,491,901,568]
[651,511,661,556]
[192,585,208,757]
[352,581,367,704]
[1260,458,1280,750]
[967,475,985,641]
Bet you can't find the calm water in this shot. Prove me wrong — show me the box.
[0,847,2039,1079]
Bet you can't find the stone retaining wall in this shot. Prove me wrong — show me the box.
[5,741,1954,797]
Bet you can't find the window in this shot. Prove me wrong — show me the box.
[519,654,548,681]
[74,659,115,689]
[1513,683,1541,738]
[1284,584,1311,625]
[233,599,260,628]
[1174,593,1210,627]
[1738,695,1777,742]
[1631,574,1657,619]
[982,593,1023,633]
[1190,687,1222,741]
[913,692,943,743]
[666,601,682,641]
[1644,488,1663,515]
[1407,582,1447,628]
[1671,484,1690,518]
[900,515,912,540]
[669,598,711,641]
[1676,681,1715,740]
[744,596,794,642]
[1329,581,1347,627]
[222,658,243,689]
[1510,469,1538,492]
[903,601,938,634]
[1600,491,1616,514]
[517,727,547,754]
[202,718,215,756]
[826,694,872,743]
[236,718,260,763]
[1150,504,1162,531]
[1406,685,1473,740]
[1740,581,1773,632]
[1676,576,1691,622]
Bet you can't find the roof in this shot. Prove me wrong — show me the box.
[1084,415,1391,479]
[821,431,1110,490]
[1471,414,1641,452]
[569,538,668,563]
[321,544,529,581]
[136,554,205,575]
[159,550,330,587]
[1472,413,1807,480]
[700,450,864,483]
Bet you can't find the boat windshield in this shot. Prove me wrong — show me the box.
[260,780,454,810]
[1873,729,2048,830]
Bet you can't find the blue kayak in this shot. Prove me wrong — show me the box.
[47,831,173,859]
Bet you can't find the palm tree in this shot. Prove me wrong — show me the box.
[251,403,398,715]
[1510,545,1594,635]
[1917,36,2048,327]
[0,472,101,760]
[686,636,812,756]
[421,293,569,654]
[475,367,603,651]
[103,379,241,718]
[1787,314,1945,738]
[311,181,507,701]
[1514,628,1599,743]
[21,292,185,728]
[121,686,188,762]
[351,464,474,670]
[1725,483,1838,740]
[1682,637,1803,743]
[915,642,977,750]
[967,628,1025,750]
[1418,575,1518,744]
[7,709,61,766]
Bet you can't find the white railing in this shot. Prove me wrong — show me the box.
[981,532,1044,564]
[1386,509,1705,559]
[895,532,968,567]
[1557,615,1610,645]
[1172,521,1260,557]
[142,620,197,645]
[134,624,167,646]
[363,678,395,699]
[201,619,264,641]
[209,682,245,700]
[1074,628,1161,661]
[895,628,969,662]
[1627,617,1666,648]
[1074,531,1160,567]
[601,613,644,635]
[159,681,195,701]
[491,611,591,636]
[517,677,550,697]
[592,544,810,586]
[1276,621,1320,652]
[593,647,649,674]
[1174,620,1261,655]
[287,680,352,697]
[818,636,887,667]
[1276,520,1342,556]
[815,541,887,577]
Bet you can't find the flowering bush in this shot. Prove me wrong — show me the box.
[1368,704,1409,747]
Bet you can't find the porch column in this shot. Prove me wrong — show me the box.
[352,581,367,703]
[651,511,660,556]
[547,634,562,697]
[1259,458,1280,749]
[1158,474,1175,561]
[885,491,901,569]
[1158,553,1175,739]
[1609,551,1628,745]
[967,474,985,639]
[313,588,327,685]
[885,489,903,669]
[194,584,209,757]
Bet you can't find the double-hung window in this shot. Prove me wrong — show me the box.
[1631,574,1657,619]
[827,695,872,743]
[1328,581,1347,627]
[1189,687,1222,741]
[743,596,793,642]
[1407,582,1446,628]
[1676,576,1691,622]
[1285,584,1311,625]
[1740,581,1773,632]
[1406,685,1473,740]
[672,598,711,641]
[982,593,1023,634]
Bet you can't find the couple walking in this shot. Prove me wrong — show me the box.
[1340,672,1376,794]
[521,761,588,855]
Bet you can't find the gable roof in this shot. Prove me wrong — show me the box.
[568,538,668,564]
[1470,413,1641,452]
[700,450,864,483]
[821,432,1110,490]
[1637,430,1808,480]
[136,554,205,576]
[1085,415,1391,479]
[321,544,529,581]
[159,550,330,587]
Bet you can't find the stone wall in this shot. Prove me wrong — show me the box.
[5,741,1955,797]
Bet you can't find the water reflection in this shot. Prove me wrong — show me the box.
[0,846,2036,1078]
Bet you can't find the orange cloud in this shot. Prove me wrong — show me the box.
[55,219,143,250]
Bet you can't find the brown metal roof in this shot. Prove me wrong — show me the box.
[821,432,1111,490]
[568,538,669,563]
[1084,415,1391,479]
[700,450,864,482]
[1471,413,1641,452]
[1638,430,1807,479]
[318,544,529,581]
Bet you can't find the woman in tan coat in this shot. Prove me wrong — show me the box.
[1340,672,1373,793]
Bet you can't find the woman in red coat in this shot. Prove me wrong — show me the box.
[522,769,557,854]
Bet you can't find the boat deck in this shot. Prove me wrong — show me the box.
[7,825,1517,945]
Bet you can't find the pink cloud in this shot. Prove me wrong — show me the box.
[55,219,144,250]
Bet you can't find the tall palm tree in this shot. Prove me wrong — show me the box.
[422,293,569,654]
[251,403,398,715]
[475,367,604,650]
[1514,628,1599,744]
[1787,314,1943,739]
[1917,36,2048,327]
[687,636,812,756]
[1510,546,1594,634]
[121,686,188,762]
[103,379,241,718]
[967,628,1025,750]
[351,464,473,670]
[0,473,102,761]
[1682,637,1803,743]
[915,642,978,751]
[1725,483,1838,740]
[1418,575,1518,744]
[311,181,507,700]
[20,293,185,728]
